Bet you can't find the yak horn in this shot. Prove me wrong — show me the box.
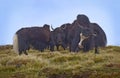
[51,25,54,31]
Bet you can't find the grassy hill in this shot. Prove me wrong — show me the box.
[0,45,120,78]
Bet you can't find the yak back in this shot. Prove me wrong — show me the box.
[16,24,50,43]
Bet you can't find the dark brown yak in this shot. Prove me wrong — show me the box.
[13,24,53,55]
[67,14,107,53]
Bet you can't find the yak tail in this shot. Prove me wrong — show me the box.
[13,34,19,53]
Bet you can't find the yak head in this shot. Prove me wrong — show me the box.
[78,27,96,48]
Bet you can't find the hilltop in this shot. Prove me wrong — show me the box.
[0,45,120,78]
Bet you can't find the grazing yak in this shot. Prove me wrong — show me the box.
[13,24,54,55]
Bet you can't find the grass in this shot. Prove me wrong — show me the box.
[0,45,120,78]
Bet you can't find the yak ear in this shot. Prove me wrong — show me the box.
[61,24,67,29]
[51,25,54,31]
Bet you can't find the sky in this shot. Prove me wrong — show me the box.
[0,0,120,46]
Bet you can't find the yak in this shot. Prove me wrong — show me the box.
[51,26,66,50]
[51,23,72,51]
[67,14,107,53]
[13,24,53,55]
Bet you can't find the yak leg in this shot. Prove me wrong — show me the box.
[24,51,28,55]
[19,51,22,55]
[62,44,66,50]
[56,45,59,50]
[50,45,54,52]
[95,45,99,54]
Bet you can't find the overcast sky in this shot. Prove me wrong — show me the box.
[0,0,120,46]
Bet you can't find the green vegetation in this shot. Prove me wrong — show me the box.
[0,45,120,78]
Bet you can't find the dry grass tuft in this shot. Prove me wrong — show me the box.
[0,45,120,78]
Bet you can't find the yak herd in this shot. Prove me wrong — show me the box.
[13,14,107,55]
